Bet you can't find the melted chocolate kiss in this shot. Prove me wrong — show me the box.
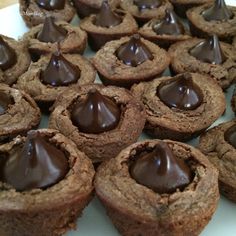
[94,1,122,28]
[130,142,192,194]
[157,73,203,110]
[36,0,65,11]
[134,0,161,10]
[0,131,69,191]
[116,34,154,67]
[224,125,236,149]
[0,36,17,71]
[152,9,185,35]
[202,0,233,21]
[0,92,14,115]
[37,17,67,43]
[71,89,120,134]
[189,35,227,65]
[40,51,80,87]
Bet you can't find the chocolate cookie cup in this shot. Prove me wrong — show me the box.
[93,34,170,88]
[72,0,120,19]
[19,0,75,27]
[169,0,213,18]
[15,52,96,108]
[48,84,146,163]
[186,0,236,42]
[80,1,138,51]
[0,129,95,236]
[120,0,173,25]
[23,17,87,60]
[139,8,191,49]
[0,35,30,86]
[0,84,41,142]
[95,139,219,236]
[198,120,236,202]
[131,73,226,141]
[168,36,236,89]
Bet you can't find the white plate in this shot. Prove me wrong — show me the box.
[0,2,236,236]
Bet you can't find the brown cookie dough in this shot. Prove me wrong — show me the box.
[198,120,236,202]
[19,0,75,27]
[120,0,173,24]
[0,129,95,236]
[92,36,170,88]
[80,12,138,51]
[131,73,226,141]
[169,0,213,18]
[15,53,96,106]
[0,84,41,143]
[139,17,191,49]
[187,3,236,41]
[169,38,236,89]
[23,20,87,58]
[48,84,146,163]
[0,35,30,86]
[95,139,219,236]
[72,0,120,19]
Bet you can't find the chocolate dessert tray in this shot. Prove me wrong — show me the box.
[0,1,235,236]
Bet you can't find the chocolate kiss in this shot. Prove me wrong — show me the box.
[36,0,65,11]
[157,73,203,110]
[134,0,161,10]
[71,89,121,134]
[37,17,67,43]
[0,36,17,71]
[202,0,233,21]
[0,92,14,115]
[40,51,80,87]
[94,1,122,28]
[116,34,154,67]
[152,9,185,35]
[130,141,192,194]
[189,35,227,65]
[224,125,236,149]
[0,131,69,191]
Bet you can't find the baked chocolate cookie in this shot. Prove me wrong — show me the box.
[19,0,75,27]
[80,1,138,51]
[0,35,30,85]
[92,34,170,88]
[49,84,146,163]
[23,17,87,60]
[199,120,236,202]
[187,0,236,42]
[0,84,41,142]
[15,52,96,107]
[169,35,236,89]
[131,73,226,141]
[0,129,95,236]
[95,139,219,236]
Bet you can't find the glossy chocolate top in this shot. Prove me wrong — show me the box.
[37,17,67,43]
[130,141,192,194]
[202,0,233,21]
[94,1,122,28]
[36,0,65,11]
[152,9,185,35]
[0,131,69,191]
[71,89,121,134]
[116,34,154,67]
[189,35,227,65]
[157,73,203,110]
[0,36,17,71]
[224,125,236,149]
[0,92,14,115]
[40,51,80,87]
[134,0,161,10]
